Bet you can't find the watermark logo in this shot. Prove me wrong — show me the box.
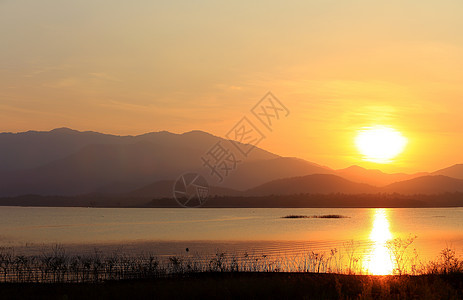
[201,141,242,183]
[225,116,265,157]
[251,92,290,131]
[172,91,289,207]
[173,173,209,208]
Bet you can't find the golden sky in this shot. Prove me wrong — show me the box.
[1,0,462,173]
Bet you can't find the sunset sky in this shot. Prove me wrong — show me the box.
[1,0,462,173]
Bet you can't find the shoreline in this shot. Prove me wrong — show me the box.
[1,204,463,208]
[1,193,463,208]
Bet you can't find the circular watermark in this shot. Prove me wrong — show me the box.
[173,173,209,208]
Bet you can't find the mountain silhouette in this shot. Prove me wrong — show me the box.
[223,157,333,190]
[0,128,323,196]
[0,128,462,199]
[127,180,241,198]
[244,174,463,196]
[382,175,463,194]
[432,164,463,180]
[245,174,378,196]
[335,165,427,186]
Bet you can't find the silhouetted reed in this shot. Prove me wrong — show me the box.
[0,238,461,283]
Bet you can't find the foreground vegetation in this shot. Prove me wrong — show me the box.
[0,238,462,299]
[0,238,461,284]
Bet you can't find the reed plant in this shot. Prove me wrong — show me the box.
[0,239,461,283]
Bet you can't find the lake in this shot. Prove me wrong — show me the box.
[0,206,462,274]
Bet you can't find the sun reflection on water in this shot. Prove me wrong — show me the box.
[365,209,394,275]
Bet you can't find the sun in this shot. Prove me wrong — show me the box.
[355,126,408,163]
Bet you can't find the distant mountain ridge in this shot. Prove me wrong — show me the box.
[334,165,427,186]
[239,174,463,196]
[0,128,275,172]
[126,180,242,198]
[382,175,463,194]
[0,128,462,199]
[432,164,463,180]
[0,128,327,196]
[245,174,378,196]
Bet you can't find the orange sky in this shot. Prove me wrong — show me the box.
[1,1,462,173]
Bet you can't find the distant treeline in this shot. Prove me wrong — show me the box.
[0,195,149,208]
[181,192,463,208]
[0,192,462,208]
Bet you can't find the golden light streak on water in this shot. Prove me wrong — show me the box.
[365,209,394,275]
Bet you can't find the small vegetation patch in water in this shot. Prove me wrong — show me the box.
[282,214,349,219]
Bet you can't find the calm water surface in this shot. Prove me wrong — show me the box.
[0,207,462,270]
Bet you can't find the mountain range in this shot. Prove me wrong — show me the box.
[1,128,463,200]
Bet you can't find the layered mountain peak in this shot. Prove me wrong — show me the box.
[0,128,462,199]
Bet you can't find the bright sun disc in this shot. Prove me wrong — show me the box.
[355,126,407,163]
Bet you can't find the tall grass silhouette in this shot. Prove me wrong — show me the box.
[0,238,461,283]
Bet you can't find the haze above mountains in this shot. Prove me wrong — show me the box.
[1,128,463,199]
